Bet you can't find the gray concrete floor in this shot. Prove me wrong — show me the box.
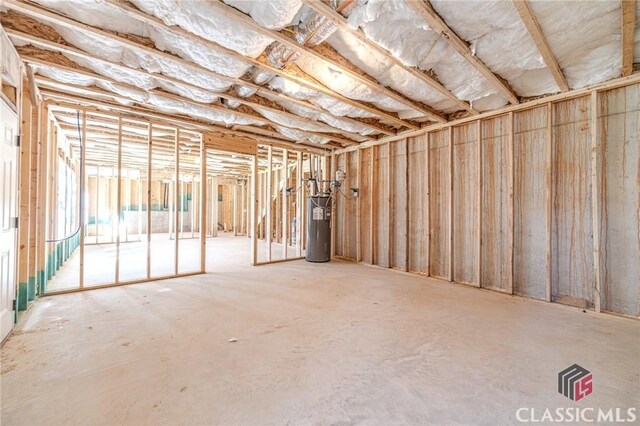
[47,233,301,292]
[1,234,639,425]
[47,233,204,292]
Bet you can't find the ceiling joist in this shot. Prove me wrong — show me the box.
[7,31,374,144]
[99,0,394,136]
[512,0,569,92]
[208,0,446,125]
[3,0,412,132]
[42,91,329,155]
[305,0,476,116]
[24,55,361,146]
[406,0,520,105]
[36,77,340,150]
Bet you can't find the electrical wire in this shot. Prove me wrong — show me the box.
[46,111,84,243]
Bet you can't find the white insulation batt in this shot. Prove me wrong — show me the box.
[429,0,559,96]
[527,0,622,89]
[347,0,509,111]
[13,0,638,138]
[23,0,371,143]
[36,65,266,127]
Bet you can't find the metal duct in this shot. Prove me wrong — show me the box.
[266,42,301,70]
[250,1,363,88]
[295,1,338,47]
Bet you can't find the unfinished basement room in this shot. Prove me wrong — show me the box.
[0,0,639,424]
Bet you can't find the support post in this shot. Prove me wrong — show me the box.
[245,178,249,236]
[174,128,179,275]
[590,91,602,312]
[200,137,206,273]
[387,142,392,268]
[115,117,122,283]
[508,112,515,294]
[79,111,86,288]
[404,139,409,272]
[28,101,40,298]
[18,80,32,305]
[476,120,482,287]
[296,151,303,258]
[266,146,272,261]
[356,148,361,262]
[212,177,218,237]
[96,164,100,245]
[137,170,142,242]
[330,153,336,258]
[282,149,289,259]
[251,154,258,265]
[146,124,152,279]
[369,147,375,264]
[545,102,553,302]
[448,126,454,282]
[36,103,47,294]
[233,184,238,236]
[425,133,430,276]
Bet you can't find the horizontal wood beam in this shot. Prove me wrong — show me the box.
[203,132,258,156]
[306,0,476,115]
[406,0,520,104]
[512,0,569,92]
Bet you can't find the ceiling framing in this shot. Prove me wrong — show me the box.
[1,0,638,157]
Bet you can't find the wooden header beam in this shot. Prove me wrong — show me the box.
[512,0,569,92]
[203,132,258,156]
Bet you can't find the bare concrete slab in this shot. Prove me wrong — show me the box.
[1,236,638,425]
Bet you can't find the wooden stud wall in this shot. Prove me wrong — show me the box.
[333,81,640,318]
[252,148,309,265]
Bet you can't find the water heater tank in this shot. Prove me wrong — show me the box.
[306,196,331,262]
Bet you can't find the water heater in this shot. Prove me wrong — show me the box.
[305,196,331,262]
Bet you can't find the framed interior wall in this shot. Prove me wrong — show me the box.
[42,109,206,294]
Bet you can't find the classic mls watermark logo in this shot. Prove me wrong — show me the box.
[515,365,638,423]
[558,364,593,401]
